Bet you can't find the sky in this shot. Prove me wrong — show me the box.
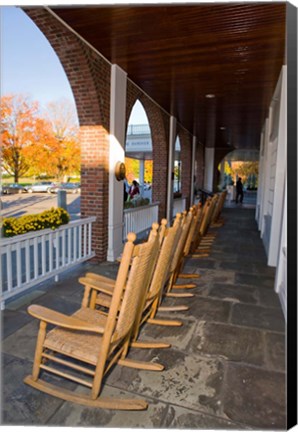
[0,5,148,124]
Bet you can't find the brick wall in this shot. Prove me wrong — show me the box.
[24,7,110,261]
[23,7,205,259]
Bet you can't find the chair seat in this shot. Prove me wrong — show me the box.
[44,308,107,365]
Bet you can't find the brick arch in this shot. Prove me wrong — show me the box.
[176,126,192,208]
[23,7,111,261]
[214,148,235,191]
[126,82,169,220]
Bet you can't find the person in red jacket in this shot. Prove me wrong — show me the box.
[129,180,140,199]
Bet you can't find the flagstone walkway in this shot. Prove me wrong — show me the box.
[1,206,286,429]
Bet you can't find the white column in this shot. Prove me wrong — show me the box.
[190,136,197,205]
[256,129,265,227]
[139,159,145,196]
[166,116,176,222]
[268,66,287,266]
[260,115,272,237]
[107,64,127,261]
[204,147,215,191]
[274,174,287,319]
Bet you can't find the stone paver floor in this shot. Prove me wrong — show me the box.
[1,206,286,429]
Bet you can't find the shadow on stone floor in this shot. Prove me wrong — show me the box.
[1,207,286,429]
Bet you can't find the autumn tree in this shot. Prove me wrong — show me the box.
[1,95,80,182]
[44,99,80,181]
[125,157,139,183]
[231,161,259,184]
[1,95,39,182]
[144,160,153,183]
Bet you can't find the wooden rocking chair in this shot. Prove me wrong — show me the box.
[24,230,162,410]
[210,190,227,227]
[80,213,188,339]
[189,195,219,258]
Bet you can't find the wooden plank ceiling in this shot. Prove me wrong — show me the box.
[51,3,286,150]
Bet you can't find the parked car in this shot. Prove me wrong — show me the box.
[49,183,81,194]
[1,183,27,195]
[25,182,56,193]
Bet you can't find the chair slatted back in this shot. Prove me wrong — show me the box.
[189,203,203,252]
[183,205,201,256]
[212,190,227,223]
[199,196,217,237]
[147,213,182,301]
[112,229,160,344]
[169,208,194,274]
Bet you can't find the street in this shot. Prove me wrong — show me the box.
[1,193,81,220]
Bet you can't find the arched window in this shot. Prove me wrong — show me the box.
[174,136,182,194]
[125,100,153,202]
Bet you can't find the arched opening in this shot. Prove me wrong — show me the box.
[2,6,80,186]
[125,100,153,205]
[218,149,259,205]
[173,135,182,197]
[8,7,112,261]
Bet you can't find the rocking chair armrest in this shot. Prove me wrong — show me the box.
[79,277,115,295]
[27,305,105,334]
[84,273,116,285]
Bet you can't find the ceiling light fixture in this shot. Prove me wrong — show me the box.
[205,94,215,98]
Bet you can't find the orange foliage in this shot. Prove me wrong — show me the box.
[1,95,81,182]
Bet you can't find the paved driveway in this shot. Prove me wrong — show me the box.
[1,193,81,220]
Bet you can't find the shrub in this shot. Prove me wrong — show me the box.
[1,207,70,238]
[124,197,150,210]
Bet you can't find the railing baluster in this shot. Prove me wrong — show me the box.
[62,229,66,266]
[33,237,38,279]
[78,225,82,259]
[123,203,160,240]
[41,234,46,276]
[68,226,72,264]
[83,223,87,257]
[16,242,22,287]
[49,232,53,273]
[55,231,60,270]
[0,217,95,307]
[73,227,78,261]
[25,239,30,283]
[88,222,92,256]
[6,244,12,291]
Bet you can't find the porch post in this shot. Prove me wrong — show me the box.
[204,96,216,192]
[166,116,176,222]
[268,65,287,266]
[204,148,215,191]
[256,129,265,228]
[219,159,225,190]
[190,136,197,205]
[107,64,127,261]
[260,115,272,237]
[139,159,145,196]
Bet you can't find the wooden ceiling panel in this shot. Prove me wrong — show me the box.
[51,3,286,150]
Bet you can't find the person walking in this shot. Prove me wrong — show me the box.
[236,177,244,204]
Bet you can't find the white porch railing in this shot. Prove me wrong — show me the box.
[0,217,96,308]
[172,197,187,218]
[123,203,159,241]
